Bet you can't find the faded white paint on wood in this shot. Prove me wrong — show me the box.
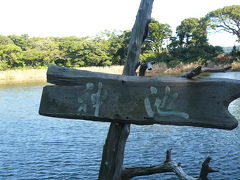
[39,65,240,130]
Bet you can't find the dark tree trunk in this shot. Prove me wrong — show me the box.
[98,0,154,179]
[98,123,130,180]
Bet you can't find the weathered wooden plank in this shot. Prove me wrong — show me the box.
[39,65,240,130]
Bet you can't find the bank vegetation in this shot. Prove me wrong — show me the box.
[0,5,240,84]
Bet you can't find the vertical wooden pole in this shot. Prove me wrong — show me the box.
[98,0,154,179]
[123,0,154,76]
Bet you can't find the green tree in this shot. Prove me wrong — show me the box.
[26,37,63,67]
[0,44,23,68]
[85,38,114,66]
[176,18,199,46]
[55,36,85,66]
[57,36,113,67]
[28,38,58,51]
[191,18,209,46]
[0,35,14,45]
[144,19,172,52]
[96,30,131,65]
[231,45,240,57]
[206,5,240,42]
[168,16,223,64]
[22,49,46,67]
[113,30,131,65]
[8,34,29,50]
[176,17,208,47]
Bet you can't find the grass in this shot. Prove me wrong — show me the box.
[231,62,240,71]
[0,68,47,85]
[1,62,239,85]
[146,61,240,76]
[0,65,124,85]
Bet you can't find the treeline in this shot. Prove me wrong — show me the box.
[0,33,129,70]
[0,5,239,71]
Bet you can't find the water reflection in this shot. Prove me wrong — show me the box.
[209,71,240,79]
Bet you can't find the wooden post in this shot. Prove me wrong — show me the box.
[123,0,154,77]
[98,0,154,179]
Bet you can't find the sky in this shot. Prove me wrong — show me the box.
[0,0,239,46]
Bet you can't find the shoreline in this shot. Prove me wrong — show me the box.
[1,63,239,85]
[0,69,47,85]
[0,66,124,85]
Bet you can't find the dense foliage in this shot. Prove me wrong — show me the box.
[0,5,239,71]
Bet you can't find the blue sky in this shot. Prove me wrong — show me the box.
[0,0,239,46]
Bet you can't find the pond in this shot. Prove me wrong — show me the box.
[0,73,240,180]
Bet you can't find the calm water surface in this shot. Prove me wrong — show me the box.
[0,73,240,180]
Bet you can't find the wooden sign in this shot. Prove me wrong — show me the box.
[39,65,240,130]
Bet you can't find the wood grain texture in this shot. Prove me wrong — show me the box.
[39,65,240,130]
[98,1,154,179]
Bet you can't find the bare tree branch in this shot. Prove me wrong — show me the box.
[202,66,232,73]
[121,149,218,180]
[98,1,154,179]
[139,61,156,76]
[182,66,232,79]
[182,66,202,79]
[199,157,218,180]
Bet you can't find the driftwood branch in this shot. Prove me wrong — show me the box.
[121,149,218,180]
[98,1,154,179]
[183,66,232,79]
[139,61,156,76]
[123,0,154,76]
[199,157,218,180]
[98,123,130,180]
[202,66,232,73]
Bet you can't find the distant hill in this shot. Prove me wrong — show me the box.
[222,45,240,53]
